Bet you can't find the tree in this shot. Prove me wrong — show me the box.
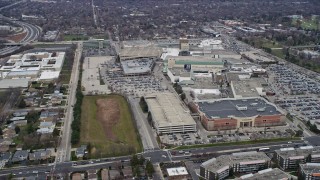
[53,128,59,137]
[295,130,303,137]
[131,155,139,166]
[18,99,26,108]
[180,93,186,101]
[27,124,34,134]
[146,160,154,177]
[0,128,2,136]
[15,126,20,134]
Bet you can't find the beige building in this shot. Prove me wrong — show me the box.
[145,93,196,134]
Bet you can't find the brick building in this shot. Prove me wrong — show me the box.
[189,97,285,131]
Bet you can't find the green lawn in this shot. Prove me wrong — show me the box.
[292,16,319,30]
[59,70,72,84]
[175,137,300,150]
[271,48,286,59]
[80,95,142,158]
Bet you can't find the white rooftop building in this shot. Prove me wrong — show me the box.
[0,52,65,84]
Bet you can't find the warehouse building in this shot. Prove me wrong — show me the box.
[275,146,320,170]
[189,97,285,131]
[199,151,271,180]
[299,163,320,180]
[145,93,196,134]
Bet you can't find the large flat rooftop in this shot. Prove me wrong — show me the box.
[120,58,154,75]
[300,163,320,175]
[202,151,271,173]
[238,168,291,180]
[119,46,162,59]
[197,98,282,119]
[145,93,196,128]
[275,146,320,159]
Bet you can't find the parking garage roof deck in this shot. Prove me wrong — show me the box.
[145,93,196,128]
[197,98,282,119]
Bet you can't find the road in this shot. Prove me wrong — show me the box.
[55,42,83,164]
[128,96,159,151]
[0,15,41,55]
[0,139,308,178]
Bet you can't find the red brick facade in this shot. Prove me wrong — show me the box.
[189,102,285,131]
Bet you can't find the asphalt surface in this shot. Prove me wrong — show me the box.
[55,42,83,164]
[0,15,41,55]
[0,139,308,178]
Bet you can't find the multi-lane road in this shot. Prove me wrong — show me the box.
[0,15,41,55]
[0,139,308,179]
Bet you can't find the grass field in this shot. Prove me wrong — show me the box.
[292,16,319,30]
[80,95,142,158]
[271,48,286,59]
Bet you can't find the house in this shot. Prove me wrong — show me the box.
[88,169,97,180]
[72,172,84,180]
[37,122,55,134]
[75,145,87,158]
[40,111,59,119]
[11,150,29,163]
[51,92,63,105]
[122,166,133,178]
[0,152,11,164]
[13,111,28,117]
[101,169,109,180]
[109,170,121,180]
[29,149,52,161]
[13,120,28,126]
[3,128,17,140]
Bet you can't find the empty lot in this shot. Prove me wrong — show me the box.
[80,95,142,158]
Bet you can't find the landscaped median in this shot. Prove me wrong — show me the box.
[173,137,302,150]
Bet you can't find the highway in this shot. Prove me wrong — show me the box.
[55,42,83,165]
[0,139,308,179]
[0,15,41,55]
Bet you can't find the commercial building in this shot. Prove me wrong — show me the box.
[166,167,190,180]
[275,146,320,170]
[0,51,65,85]
[179,38,190,51]
[120,58,155,75]
[237,168,292,180]
[199,151,271,180]
[165,55,225,70]
[189,97,285,131]
[145,93,196,134]
[119,46,162,60]
[299,163,320,180]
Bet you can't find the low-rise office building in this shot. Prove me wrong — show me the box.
[189,97,285,131]
[275,146,320,170]
[300,163,320,180]
[237,168,292,180]
[145,93,196,134]
[199,151,271,180]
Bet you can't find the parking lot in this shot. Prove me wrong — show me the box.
[100,59,168,97]
[267,64,320,125]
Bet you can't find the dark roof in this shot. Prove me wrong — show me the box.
[12,150,29,162]
[0,152,11,161]
[198,98,281,119]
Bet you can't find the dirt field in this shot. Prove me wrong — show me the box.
[80,95,142,158]
[96,98,120,141]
